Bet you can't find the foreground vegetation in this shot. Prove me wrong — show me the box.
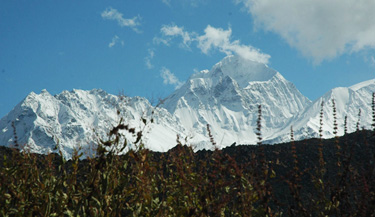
[1,98,375,216]
[1,128,375,216]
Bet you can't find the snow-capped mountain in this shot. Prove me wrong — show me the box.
[0,89,186,158]
[162,55,311,149]
[271,79,375,143]
[1,55,374,158]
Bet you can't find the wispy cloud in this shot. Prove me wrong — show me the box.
[101,7,142,33]
[153,36,171,46]
[197,25,270,64]
[188,0,207,7]
[366,55,375,66]
[108,35,124,48]
[160,67,183,89]
[160,24,195,49]
[145,49,155,69]
[156,24,270,64]
[235,0,375,63]
[161,0,171,7]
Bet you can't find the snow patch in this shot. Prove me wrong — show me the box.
[350,79,375,91]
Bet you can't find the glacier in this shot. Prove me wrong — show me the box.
[1,55,374,158]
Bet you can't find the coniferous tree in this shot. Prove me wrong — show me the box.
[319,101,324,140]
[206,124,216,148]
[256,105,262,145]
[332,99,338,137]
[372,92,375,131]
[344,115,348,135]
[290,126,298,174]
[332,99,342,176]
[318,101,325,171]
[11,121,18,148]
[356,109,361,131]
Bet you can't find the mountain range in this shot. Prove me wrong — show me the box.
[1,55,374,158]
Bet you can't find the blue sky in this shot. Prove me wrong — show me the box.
[1,0,375,118]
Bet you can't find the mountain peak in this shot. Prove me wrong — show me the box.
[214,55,277,82]
[191,55,278,89]
[161,55,311,148]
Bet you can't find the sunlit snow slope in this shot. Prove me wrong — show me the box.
[0,89,186,158]
[270,79,375,143]
[1,56,374,158]
[162,55,312,149]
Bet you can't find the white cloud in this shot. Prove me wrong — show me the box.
[108,35,124,48]
[197,25,270,63]
[153,37,170,46]
[145,49,155,69]
[160,67,183,89]
[196,25,231,54]
[160,24,195,49]
[236,0,375,63]
[157,24,270,64]
[101,7,142,33]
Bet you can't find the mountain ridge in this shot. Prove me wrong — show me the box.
[1,55,374,158]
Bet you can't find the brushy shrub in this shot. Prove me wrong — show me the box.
[1,99,375,216]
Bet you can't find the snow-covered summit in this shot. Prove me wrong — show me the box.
[190,55,278,88]
[162,55,311,149]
